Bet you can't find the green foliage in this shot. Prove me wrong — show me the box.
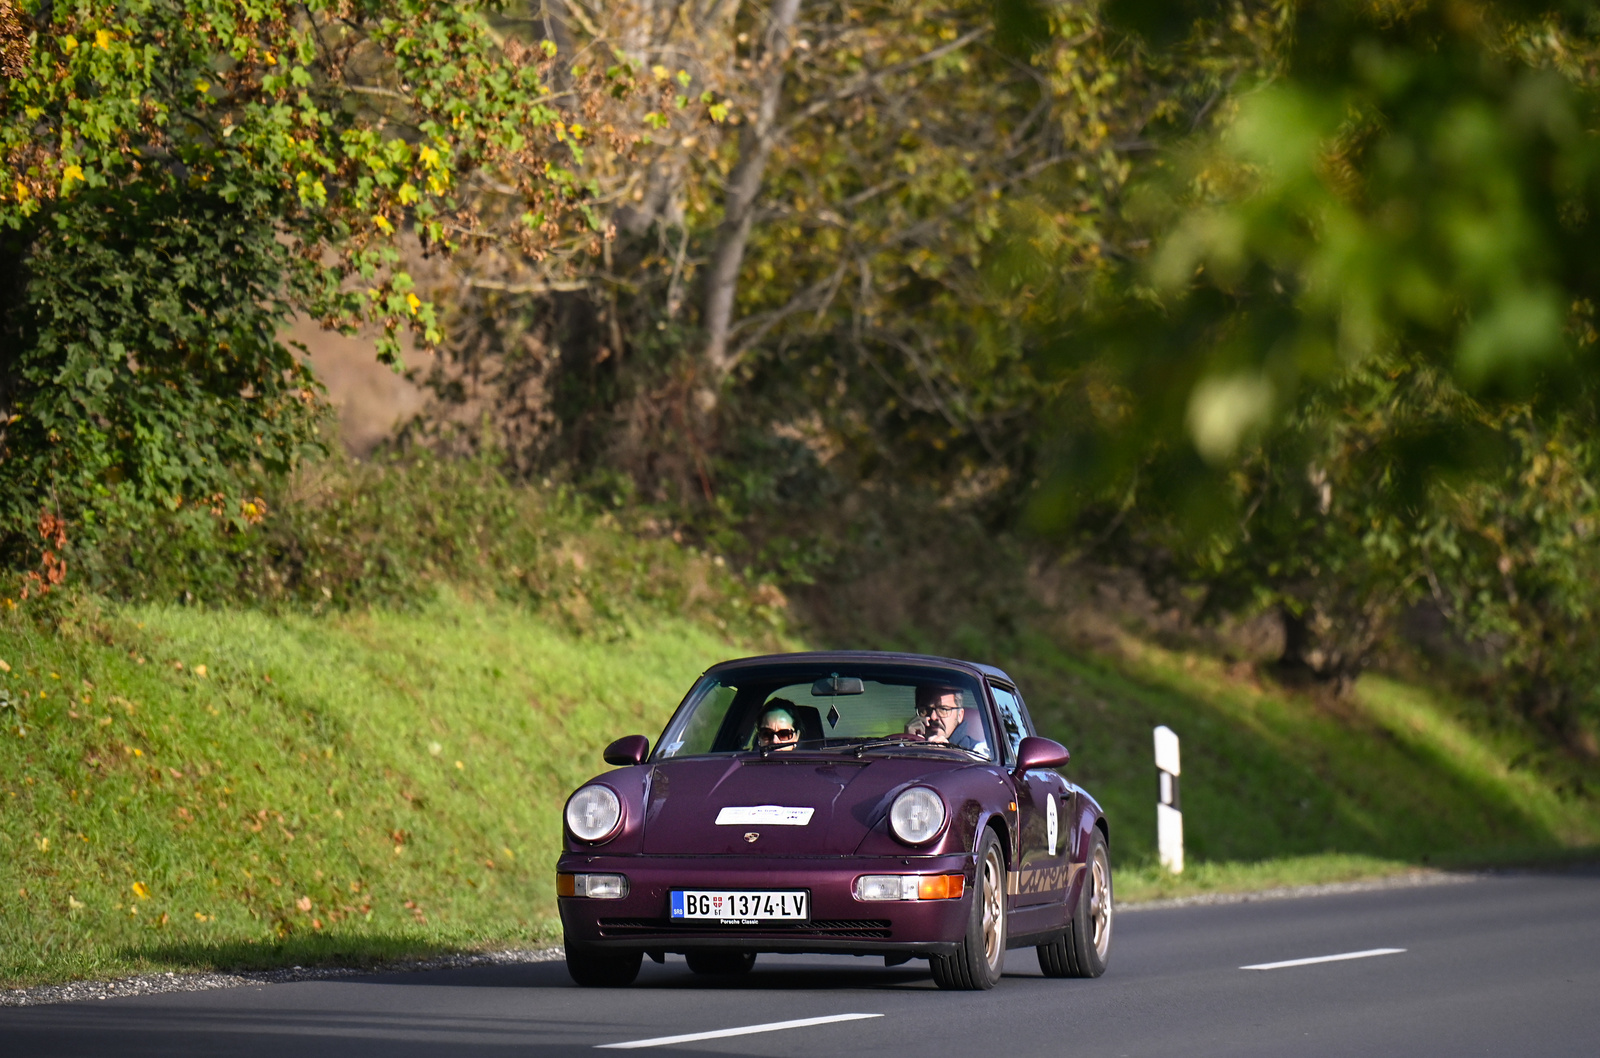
[1007,1,1600,739]
[1,185,325,559]
[1047,0,1600,472]
[0,0,609,559]
[65,451,790,642]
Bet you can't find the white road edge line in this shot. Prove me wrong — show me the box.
[597,1012,883,1050]
[1241,947,1407,971]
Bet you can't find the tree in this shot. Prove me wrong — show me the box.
[0,0,624,562]
[1024,0,1600,740]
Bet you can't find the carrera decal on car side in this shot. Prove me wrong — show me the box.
[1011,862,1081,897]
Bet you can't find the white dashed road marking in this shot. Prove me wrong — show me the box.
[1241,947,1407,971]
[596,1012,883,1049]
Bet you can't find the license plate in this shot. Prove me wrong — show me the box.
[670,890,809,923]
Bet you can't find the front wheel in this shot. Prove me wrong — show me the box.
[685,950,757,976]
[931,829,1006,990]
[1037,826,1112,978]
[565,945,642,987]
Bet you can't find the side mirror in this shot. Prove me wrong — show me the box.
[1014,736,1070,774]
[603,734,650,766]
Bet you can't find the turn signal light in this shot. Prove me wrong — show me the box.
[917,874,965,900]
[557,872,629,899]
[855,873,966,901]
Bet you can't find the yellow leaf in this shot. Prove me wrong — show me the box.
[35,837,49,852]
[193,664,208,678]
[62,165,85,187]
[69,896,85,909]
[62,35,79,52]
[454,760,464,770]
[95,30,113,49]
[419,146,440,168]
[373,214,394,234]
[194,911,210,921]
[405,293,422,314]
[0,659,9,672]
[194,80,210,94]
[132,882,150,900]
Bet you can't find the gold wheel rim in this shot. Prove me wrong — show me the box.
[981,845,1005,970]
[1088,846,1112,959]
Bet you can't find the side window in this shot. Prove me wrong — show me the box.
[989,683,1030,764]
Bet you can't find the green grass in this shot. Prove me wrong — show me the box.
[2,592,1597,987]
[0,591,784,986]
[1009,630,1600,900]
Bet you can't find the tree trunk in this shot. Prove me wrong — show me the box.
[700,0,801,400]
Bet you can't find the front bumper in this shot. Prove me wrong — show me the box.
[556,852,975,956]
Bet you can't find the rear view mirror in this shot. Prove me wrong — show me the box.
[1014,736,1070,774]
[811,676,865,696]
[604,734,650,766]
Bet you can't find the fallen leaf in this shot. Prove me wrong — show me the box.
[132,882,150,899]
[0,659,9,672]
[68,896,84,909]
[193,665,208,678]
[295,895,312,912]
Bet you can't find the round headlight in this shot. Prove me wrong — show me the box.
[889,786,947,845]
[566,785,622,842]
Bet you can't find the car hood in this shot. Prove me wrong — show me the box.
[638,754,970,855]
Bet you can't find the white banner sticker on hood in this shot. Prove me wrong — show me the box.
[715,805,815,826]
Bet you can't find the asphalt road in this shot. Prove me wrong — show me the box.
[3,867,1596,1058]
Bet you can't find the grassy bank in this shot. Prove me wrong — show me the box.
[1013,632,1600,900]
[2,593,1597,987]
[0,592,777,986]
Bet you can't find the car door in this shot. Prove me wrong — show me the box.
[990,681,1071,910]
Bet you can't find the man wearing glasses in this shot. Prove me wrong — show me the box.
[753,701,802,750]
[906,685,989,755]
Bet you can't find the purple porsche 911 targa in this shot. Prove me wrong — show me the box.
[556,651,1112,990]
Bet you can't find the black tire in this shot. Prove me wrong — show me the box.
[565,945,643,987]
[685,949,757,976]
[931,829,1006,990]
[1037,825,1112,978]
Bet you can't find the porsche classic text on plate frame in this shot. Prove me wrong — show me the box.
[671,889,810,922]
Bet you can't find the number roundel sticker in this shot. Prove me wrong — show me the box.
[1046,792,1058,857]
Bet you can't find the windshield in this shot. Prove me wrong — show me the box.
[653,663,996,761]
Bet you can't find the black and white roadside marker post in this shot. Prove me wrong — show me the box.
[1154,725,1183,873]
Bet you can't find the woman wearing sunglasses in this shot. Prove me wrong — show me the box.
[753,701,802,750]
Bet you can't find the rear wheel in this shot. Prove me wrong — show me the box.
[931,829,1006,990]
[1037,826,1112,978]
[565,945,643,987]
[685,949,757,976]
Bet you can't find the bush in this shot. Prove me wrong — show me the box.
[52,451,787,643]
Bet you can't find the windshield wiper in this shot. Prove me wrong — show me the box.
[759,738,832,758]
[851,735,965,757]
